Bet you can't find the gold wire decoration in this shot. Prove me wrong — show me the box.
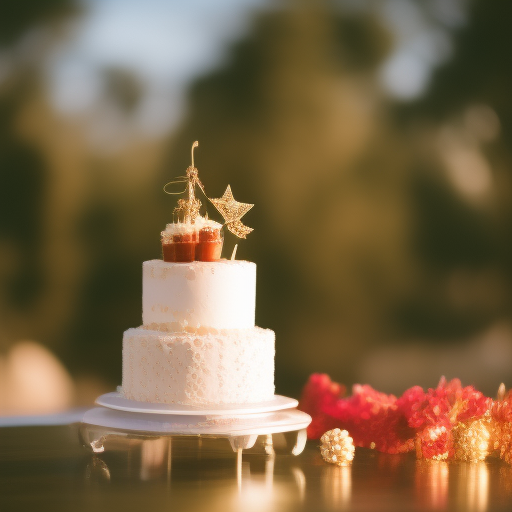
[209,185,254,238]
[174,197,202,222]
[163,141,254,240]
[164,141,206,223]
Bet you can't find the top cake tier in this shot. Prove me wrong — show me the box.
[142,259,256,331]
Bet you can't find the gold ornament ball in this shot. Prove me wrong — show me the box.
[453,417,491,462]
[320,428,355,466]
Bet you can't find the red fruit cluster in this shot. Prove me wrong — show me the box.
[299,374,493,460]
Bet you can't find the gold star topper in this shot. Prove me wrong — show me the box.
[209,185,254,238]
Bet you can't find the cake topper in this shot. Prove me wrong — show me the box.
[209,185,254,239]
[164,140,254,238]
[161,141,253,262]
[164,141,206,223]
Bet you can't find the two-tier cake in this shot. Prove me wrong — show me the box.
[120,142,275,406]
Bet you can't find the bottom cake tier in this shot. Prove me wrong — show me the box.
[121,327,275,405]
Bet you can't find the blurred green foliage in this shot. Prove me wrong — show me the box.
[0,0,511,399]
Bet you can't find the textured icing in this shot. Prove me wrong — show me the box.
[121,327,275,405]
[142,260,256,330]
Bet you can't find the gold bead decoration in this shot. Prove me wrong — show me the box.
[453,416,491,462]
[496,422,512,464]
[489,384,512,464]
[320,428,355,466]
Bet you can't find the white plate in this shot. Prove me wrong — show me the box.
[82,406,312,437]
[96,392,299,416]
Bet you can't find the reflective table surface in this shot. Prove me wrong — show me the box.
[1,423,512,512]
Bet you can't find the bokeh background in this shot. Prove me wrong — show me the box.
[1,0,511,415]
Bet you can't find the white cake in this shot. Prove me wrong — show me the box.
[142,259,256,331]
[121,259,275,405]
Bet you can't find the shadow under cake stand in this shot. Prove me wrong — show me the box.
[80,392,312,456]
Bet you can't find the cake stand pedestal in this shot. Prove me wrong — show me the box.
[80,392,311,456]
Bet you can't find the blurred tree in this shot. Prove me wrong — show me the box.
[0,0,159,391]
[103,67,144,114]
[1,0,510,400]
[395,0,512,339]
[0,0,76,348]
[161,0,512,394]
[0,0,75,45]
[0,83,46,310]
[160,4,412,393]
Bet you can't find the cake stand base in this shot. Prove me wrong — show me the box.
[80,394,312,456]
[96,391,299,415]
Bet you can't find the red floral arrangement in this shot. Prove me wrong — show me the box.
[300,374,510,463]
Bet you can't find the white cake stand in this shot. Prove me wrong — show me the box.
[80,392,312,456]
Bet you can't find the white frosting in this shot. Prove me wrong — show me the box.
[163,222,193,236]
[121,257,274,406]
[193,217,223,231]
[161,218,223,242]
[121,327,275,405]
[164,218,223,233]
[142,260,256,330]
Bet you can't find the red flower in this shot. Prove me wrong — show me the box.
[489,386,512,464]
[415,420,453,460]
[396,385,426,428]
[490,389,512,423]
[299,374,492,460]
[398,377,490,460]
[323,384,415,454]
[299,373,346,439]
[399,377,490,430]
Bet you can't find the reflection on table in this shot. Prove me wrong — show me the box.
[2,425,512,511]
